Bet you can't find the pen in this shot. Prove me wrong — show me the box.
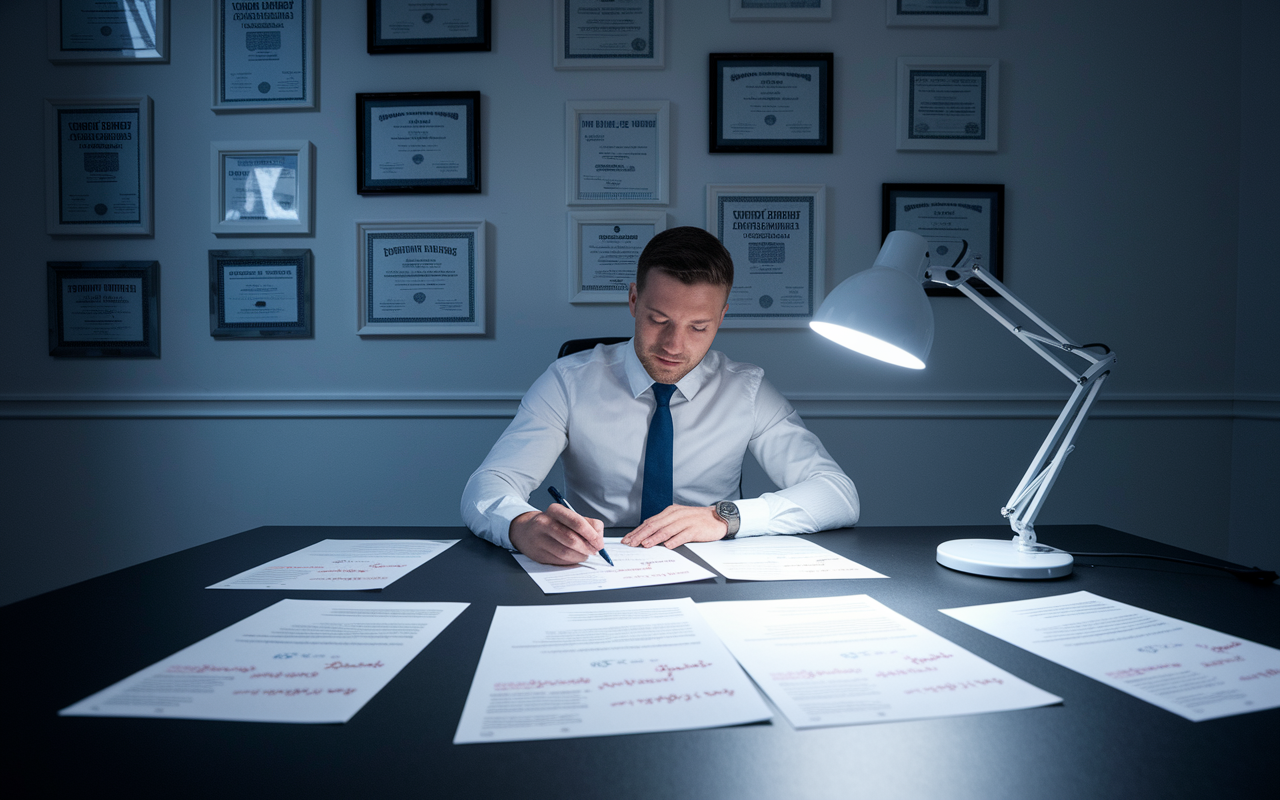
[548,486,614,566]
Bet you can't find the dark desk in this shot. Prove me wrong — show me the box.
[6,525,1278,798]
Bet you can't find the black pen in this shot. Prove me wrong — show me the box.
[548,486,614,566]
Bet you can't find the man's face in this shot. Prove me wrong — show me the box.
[629,270,729,384]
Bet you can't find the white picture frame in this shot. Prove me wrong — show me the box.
[896,57,999,152]
[706,184,825,329]
[357,221,487,336]
[554,0,664,70]
[48,0,168,62]
[45,96,153,236]
[887,0,999,27]
[210,140,313,235]
[566,100,670,205]
[213,0,316,111]
[568,210,666,304]
[730,0,831,21]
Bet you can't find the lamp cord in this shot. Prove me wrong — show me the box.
[1064,551,1278,585]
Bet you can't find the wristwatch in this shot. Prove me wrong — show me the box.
[715,501,741,539]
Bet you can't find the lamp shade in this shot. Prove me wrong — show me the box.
[809,231,935,369]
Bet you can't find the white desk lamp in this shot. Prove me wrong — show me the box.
[811,230,1118,579]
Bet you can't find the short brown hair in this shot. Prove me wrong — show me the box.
[636,226,734,293]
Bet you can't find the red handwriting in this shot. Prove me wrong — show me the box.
[609,689,736,707]
[654,660,712,679]
[1106,663,1181,679]
[249,671,320,679]
[905,678,1005,694]
[1240,668,1280,681]
[324,660,384,670]
[875,666,938,679]
[905,652,953,666]
[168,664,255,674]
[598,675,675,690]
[1196,641,1242,654]
[232,687,357,697]
[307,576,390,581]
[493,678,591,691]
[317,569,368,574]
[367,563,407,569]
[770,668,861,681]
[1201,656,1245,668]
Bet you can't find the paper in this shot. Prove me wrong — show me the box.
[684,536,888,581]
[697,595,1061,729]
[60,599,469,723]
[512,537,716,594]
[208,539,459,591]
[453,598,771,743]
[941,590,1280,721]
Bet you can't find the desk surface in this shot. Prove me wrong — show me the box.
[6,524,1278,798]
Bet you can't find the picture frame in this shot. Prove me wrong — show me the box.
[213,0,315,111]
[710,52,834,154]
[45,96,153,236]
[210,140,313,235]
[707,183,825,328]
[48,0,169,63]
[882,183,1004,297]
[356,220,486,335]
[209,249,313,338]
[897,56,999,151]
[887,0,999,28]
[568,210,666,303]
[367,0,491,54]
[554,0,664,70]
[47,261,160,357]
[357,92,482,195]
[566,100,669,205]
[730,0,831,21]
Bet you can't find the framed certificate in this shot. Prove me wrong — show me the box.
[48,0,169,62]
[357,92,481,194]
[710,53,834,154]
[47,261,159,357]
[882,183,1004,297]
[887,0,999,27]
[730,0,831,21]
[210,140,313,235]
[707,184,825,328]
[209,249,313,338]
[213,0,315,111]
[568,210,666,303]
[44,96,152,236]
[553,0,664,70]
[357,221,486,335]
[897,57,999,151]
[566,100,669,205]
[367,0,491,53]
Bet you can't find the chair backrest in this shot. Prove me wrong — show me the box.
[557,336,630,359]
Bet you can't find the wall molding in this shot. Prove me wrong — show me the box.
[2,394,1277,421]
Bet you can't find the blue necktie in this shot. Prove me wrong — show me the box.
[641,383,676,521]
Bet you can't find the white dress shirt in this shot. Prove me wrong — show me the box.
[460,341,859,550]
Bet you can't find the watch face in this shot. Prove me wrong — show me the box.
[718,502,736,516]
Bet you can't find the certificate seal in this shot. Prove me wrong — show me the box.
[258,82,272,94]
[94,204,108,216]
[413,154,425,165]
[613,226,621,233]
[936,245,949,256]
[764,115,777,126]
[101,27,112,37]
[758,295,774,309]
[422,13,434,23]
[631,38,647,51]
[413,292,426,304]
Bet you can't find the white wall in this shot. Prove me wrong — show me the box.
[3,1,1270,606]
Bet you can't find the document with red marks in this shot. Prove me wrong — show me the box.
[512,537,715,594]
[207,539,459,591]
[453,598,770,743]
[942,590,1280,721]
[698,594,1060,729]
[60,599,469,723]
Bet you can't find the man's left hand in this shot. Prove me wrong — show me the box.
[621,505,728,549]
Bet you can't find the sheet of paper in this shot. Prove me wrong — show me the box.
[684,536,888,581]
[453,597,771,743]
[512,537,716,594]
[207,539,459,590]
[697,594,1061,729]
[60,599,469,723]
[941,590,1280,721]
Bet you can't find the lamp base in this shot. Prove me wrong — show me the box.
[936,538,1073,580]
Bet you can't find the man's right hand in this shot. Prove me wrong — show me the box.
[509,504,605,565]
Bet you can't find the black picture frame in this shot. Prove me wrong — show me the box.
[366,0,491,54]
[882,183,1005,297]
[357,91,482,195]
[709,52,834,154]
[209,250,313,339]
[47,261,160,358]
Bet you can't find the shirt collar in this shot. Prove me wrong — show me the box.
[623,340,716,401]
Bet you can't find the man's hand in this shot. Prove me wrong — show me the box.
[509,504,605,565]
[621,505,728,549]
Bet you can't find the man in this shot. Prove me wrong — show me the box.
[461,226,858,565]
